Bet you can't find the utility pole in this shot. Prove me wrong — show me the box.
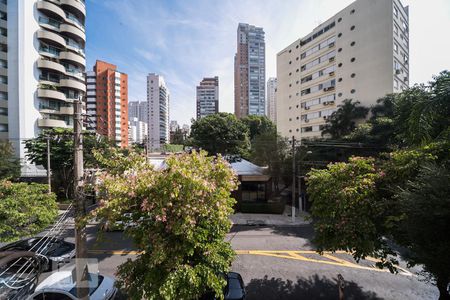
[291,136,296,223]
[74,97,89,300]
[46,135,51,194]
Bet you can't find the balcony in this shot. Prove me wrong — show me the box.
[60,23,86,43]
[37,58,66,74]
[38,118,70,128]
[37,30,66,48]
[38,88,67,102]
[59,78,85,91]
[60,106,74,115]
[36,1,66,20]
[60,0,86,17]
[59,51,85,67]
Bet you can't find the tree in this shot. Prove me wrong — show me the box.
[307,157,395,268]
[249,132,289,192]
[93,150,238,299]
[0,141,20,180]
[24,128,115,199]
[190,113,250,156]
[396,163,450,299]
[322,99,369,139]
[241,115,276,141]
[0,181,58,242]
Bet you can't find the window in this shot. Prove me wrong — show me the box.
[338,48,342,52]
[338,17,342,22]
[394,79,399,89]
[351,73,356,78]
[338,93,343,97]
[350,25,355,31]
[338,78,342,82]
[338,33,342,38]
[394,25,399,35]
[350,9,355,14]
[351,89,356,94]
[394,6,399,17]
[350,57,356,62]
[394,43,398,53]
[338,63,343,67]
[350,41,355,46]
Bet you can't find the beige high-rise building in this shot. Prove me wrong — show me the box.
[276,0,409,139]
[266,78,277,123]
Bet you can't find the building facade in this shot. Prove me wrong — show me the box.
[276,0,409,139]
[266,78,277,124]
[129,117,147,145]
[147,73,169,151]
[86,60,128,147]
[0,0,7,141]
[7,0,86,175]
[128,100,148,124]
[234,23,265,118]
[196,76,219,119]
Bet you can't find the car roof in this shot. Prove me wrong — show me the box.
[36,271,101,292]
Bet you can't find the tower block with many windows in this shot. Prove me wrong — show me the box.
[276,0,409,139]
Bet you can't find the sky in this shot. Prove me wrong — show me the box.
[86,0,450,126]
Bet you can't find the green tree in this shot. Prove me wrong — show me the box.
[241,115,276,141]
[249,132,289,192]
[322,99,369,139]
[24,128,115,199]
[0,141,20,180]
[0,181,58,242]
[307,157,395,268]
[93,150,238,299]
[396,163,450,299]
[190,113,250,156]
[170,128,186,145]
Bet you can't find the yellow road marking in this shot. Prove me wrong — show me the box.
[87,249,412,276]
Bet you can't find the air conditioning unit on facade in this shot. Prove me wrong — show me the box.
[329,71,335,76]
[305,119,309,123]
[305,106,310,110]
[329,42,335,48]
[329,57,335,62]
[323,101,328,105]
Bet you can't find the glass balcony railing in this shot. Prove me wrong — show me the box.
[39,45,61,56]
[66,13,84,28]
[38,16,61,29]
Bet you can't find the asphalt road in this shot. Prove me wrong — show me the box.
[55,223,439,299]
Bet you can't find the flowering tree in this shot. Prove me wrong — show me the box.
[94,150,238,299]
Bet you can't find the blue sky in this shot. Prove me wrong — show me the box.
[86,0,450,126]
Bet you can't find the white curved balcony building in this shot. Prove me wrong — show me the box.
[7,0,86,176]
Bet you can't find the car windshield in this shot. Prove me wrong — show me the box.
[68,274,104,297]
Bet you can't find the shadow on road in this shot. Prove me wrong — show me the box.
[245,274,383,300]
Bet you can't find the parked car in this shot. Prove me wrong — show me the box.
[200,272,246,300]
[27,270,117,300]
[0,237,75,271]
[100,213,144,231]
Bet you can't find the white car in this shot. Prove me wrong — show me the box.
[27,270,117,300]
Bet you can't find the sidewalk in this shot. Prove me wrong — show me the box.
[230,205,311,226]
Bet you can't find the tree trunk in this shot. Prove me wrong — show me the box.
[437,276,450,300]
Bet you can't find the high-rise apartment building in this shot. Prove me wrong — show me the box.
[196,76,219,119]
[129,117,147,145]
[277,0,409,139]
[234,23,265,118]
[86,60,128,147]
[128,100,148,124]
[147,73,169,151]
[8,0,86,175]
[267,78,277,124]
[0,0,7,141]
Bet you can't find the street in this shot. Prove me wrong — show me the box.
[52,223,439,300]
